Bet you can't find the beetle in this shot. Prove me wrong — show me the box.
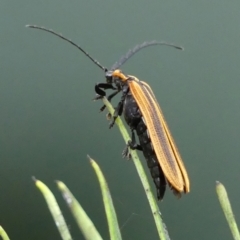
[27,25,190,200]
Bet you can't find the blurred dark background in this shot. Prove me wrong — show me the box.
[1,1,240,239]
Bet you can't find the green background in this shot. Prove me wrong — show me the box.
[1,0,240,239]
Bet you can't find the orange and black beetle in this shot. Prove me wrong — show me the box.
[27,25,190,200]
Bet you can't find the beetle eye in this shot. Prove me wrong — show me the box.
[105,71,113,83]
[106,76,112,83]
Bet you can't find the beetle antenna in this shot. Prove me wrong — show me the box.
[26,25,108,72]
[111,40,183,70]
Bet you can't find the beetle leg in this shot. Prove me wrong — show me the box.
[122,144,131,159]
[129,129,142,150]
[109,99,124,128]
[94,83,119,111]
[99,89,120,112]
[122,130,142,159]
[109,85,129,128]
[94,83,116,100]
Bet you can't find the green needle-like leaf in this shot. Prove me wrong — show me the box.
[216,181,240,240]
[33,177,73,240]
[89,156,122,240]
[0,226,10,240]
[57,181,103,240]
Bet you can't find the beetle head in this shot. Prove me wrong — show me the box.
[105,69,128,89]
[105,70,113,83]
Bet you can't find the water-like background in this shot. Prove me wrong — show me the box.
[1,1,240,239]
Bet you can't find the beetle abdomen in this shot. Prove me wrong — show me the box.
[123,92,166,199]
